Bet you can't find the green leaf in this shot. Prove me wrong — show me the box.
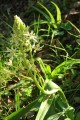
[65,106,74,120]
[5,95,43,120]
[65,118,71,120]
[43,79,59,95]
[51,59,80,79]
[68,21,80,33]
[32,6,50,22]
[37,57,46,76]
[67,21,80,38]
[44,79,59,91]
[51,2,61,24]
[38,2,57,28]
[46,65,51,74]
[37,58,52,80]
[61,22,72,31]
[36,95,53,120]
[47,112,63,120]
[55,95,68,110]
[53,30,64,36]
[15,92,20,110]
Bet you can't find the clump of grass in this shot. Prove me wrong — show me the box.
[4,15,80,120]
[0,15,42,119]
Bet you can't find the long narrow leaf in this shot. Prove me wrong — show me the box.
[33,6,50,22]
[68,21,80,33]
[36,95,53,120]
[47,112,63,120]
[38,2,57,28]
[51,59,80,79]
[51,2,61,24]
[37,57,46,76]
[68,31,80,38]
[5,95,43,120]
[31,20,49,26]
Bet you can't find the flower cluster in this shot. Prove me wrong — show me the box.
[12,15,40,52]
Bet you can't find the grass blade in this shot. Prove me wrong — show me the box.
[47,112,63,120]
[37,57,46,76]
[38,2,57,28]
[68,21,80,33]
[36,95,53,120]
[51,2,61,24]
[51,59,80,79]
[5,95,43,120]
[33,6,50,22]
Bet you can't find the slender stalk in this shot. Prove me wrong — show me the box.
[21,48,59,95]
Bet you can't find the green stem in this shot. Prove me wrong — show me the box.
[20,45,59,95]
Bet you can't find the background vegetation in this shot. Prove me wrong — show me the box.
[0,0,80,120]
